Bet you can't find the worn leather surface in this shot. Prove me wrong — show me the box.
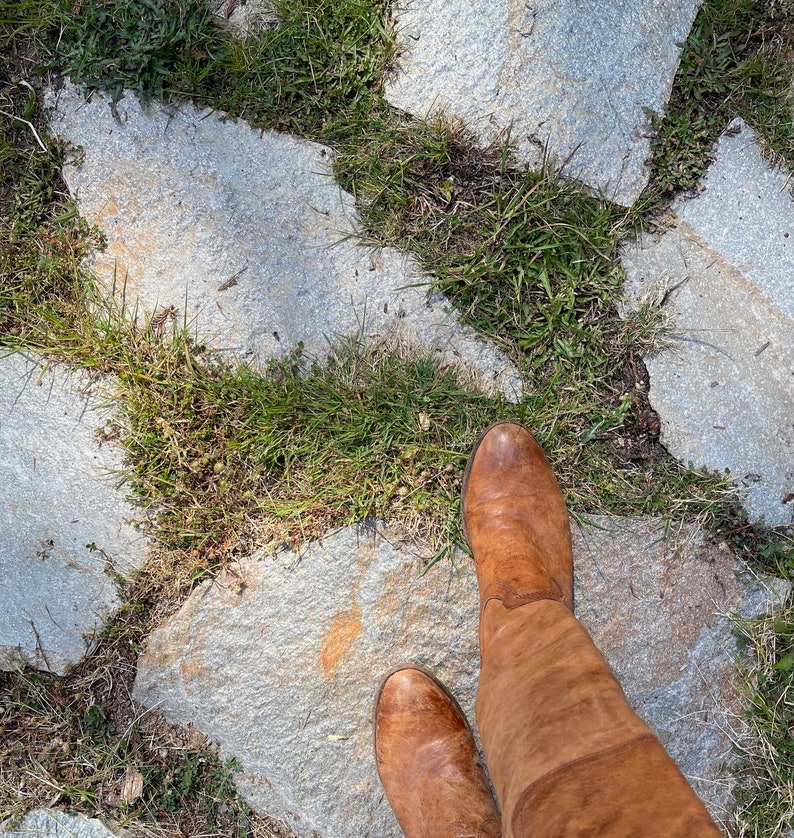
[374,666,502,838]
[513,733,724,836]
[476,602,722,836]
[462,421,573,615]
[464,422,722,836]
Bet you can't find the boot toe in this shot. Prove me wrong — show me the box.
[461,420,573,611]
[374,665,501,838]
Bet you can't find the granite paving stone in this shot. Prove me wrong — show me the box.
[385,0,702,206]
[132,517,786,836]
[0,810,123,838]
[0,353,148,674]
[46,82,522,402]
[621,118,794,527]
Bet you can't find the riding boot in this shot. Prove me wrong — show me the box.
[374,664,502,838]
[462,421,722,837]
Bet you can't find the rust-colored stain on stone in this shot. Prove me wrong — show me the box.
[179,656,204,682]
[320,606,362,679]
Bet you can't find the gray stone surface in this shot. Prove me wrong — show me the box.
[132,516,785,835]
[0,810,123,837]
[385,0,702,206]
[621,119,794,527]
[46,82,521,402]
[0,353,148,674]
[211,0,279,35]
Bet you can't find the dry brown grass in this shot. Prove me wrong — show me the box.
[0,542,297,836]
[732,595,794,837]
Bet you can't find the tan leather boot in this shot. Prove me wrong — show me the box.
[374,665,502,838]
[462,419,573,618]
[463,421,722,837]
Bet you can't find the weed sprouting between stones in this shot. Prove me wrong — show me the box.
[116,333,503,562]
[0,64,99,341]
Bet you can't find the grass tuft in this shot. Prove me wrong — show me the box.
[647,0,794,198]
[733,590,794,836]
[53,0,222,103]
[116,330,501,563]
[336,120,627,376]
[30,0,396,141]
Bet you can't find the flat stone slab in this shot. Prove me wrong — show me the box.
[0,354,147,674]
[132,517,785,836]
[46,82,521,402]
[385,0,701,206]
[621,119,794,527]
[0,810,122,837]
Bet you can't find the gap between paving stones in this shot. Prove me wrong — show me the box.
[621,118,794,528]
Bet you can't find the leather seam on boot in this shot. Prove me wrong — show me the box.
[480,580,566,616]
[510,733,660,831]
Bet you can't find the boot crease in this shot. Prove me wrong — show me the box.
[444,815,503,838]
[511,732,659,822]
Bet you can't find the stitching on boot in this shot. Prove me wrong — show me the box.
[480,579,565,616]
[509,733,660,832]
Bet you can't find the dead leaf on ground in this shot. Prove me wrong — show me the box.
[120,767,144,803]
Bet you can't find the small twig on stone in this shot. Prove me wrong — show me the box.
[29,619,53,672]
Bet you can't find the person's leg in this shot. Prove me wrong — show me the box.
[373,664,502,838]
[463,420,722,837]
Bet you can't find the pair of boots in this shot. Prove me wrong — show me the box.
[374,421,722,837]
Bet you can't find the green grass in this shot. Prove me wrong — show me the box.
[647,0,794,198]
[717,520,794,836]
[54,0,224,103]
[733,592,794,836]
[113,329,502,562]
[335,121,627,373]
[1,0,794,833]
[20,0,395,142]
[0,38,100,341]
